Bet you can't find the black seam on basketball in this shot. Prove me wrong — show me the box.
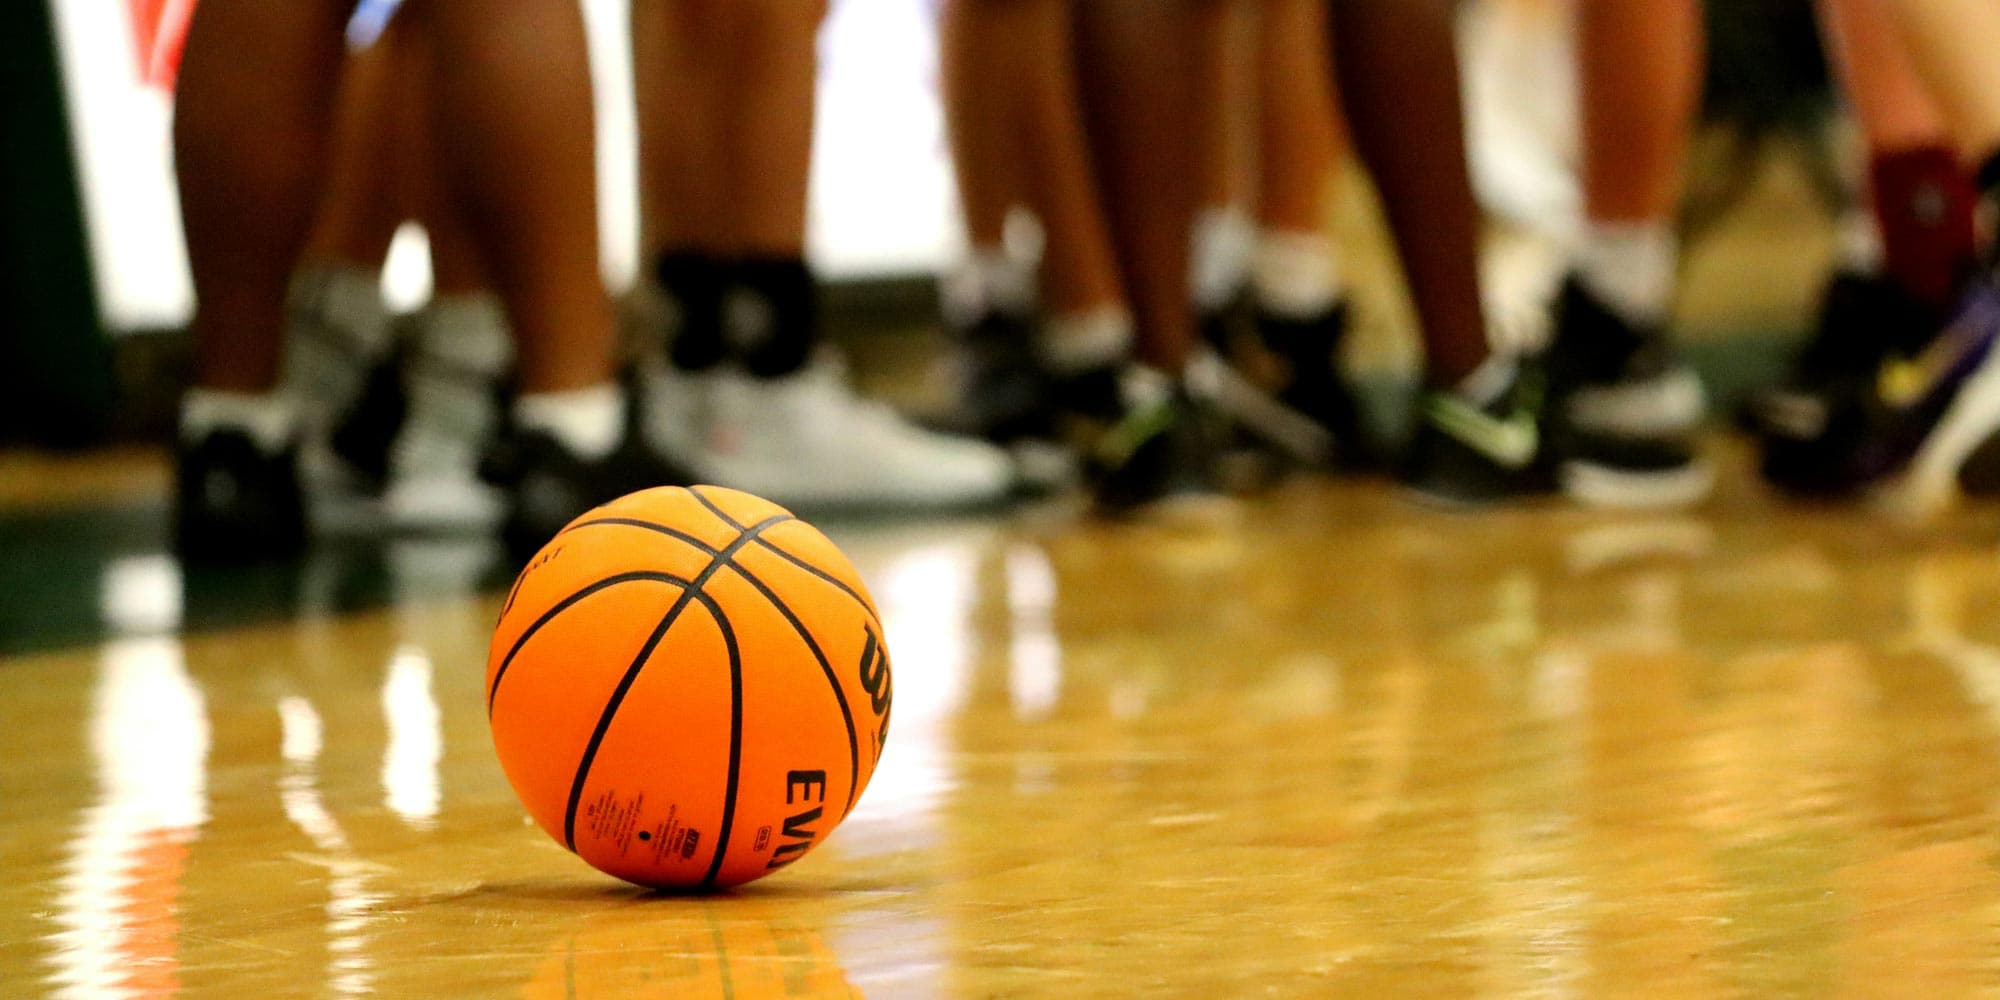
[561,514,791,852]
[559,516,715,554]
[715,560,863,822]
[686,486,883,627]
[487,571,693,715]
[698,590,745,891]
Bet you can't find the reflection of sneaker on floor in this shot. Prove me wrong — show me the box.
[700,357,1017,511]
[1545,277,1713,508]
[176,425,307,564]
[1403,353,1555,506]
[1747,271,1934,496]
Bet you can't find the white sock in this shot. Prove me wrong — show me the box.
[180,389,298,454]
[943,247,1036,327]
[1574,220,1678,326]
[1191,206,1255,312]
[1835,209,1886,277]
[1252,230,1343,319]
[1041,306,1135,375]
[514,384,623,462]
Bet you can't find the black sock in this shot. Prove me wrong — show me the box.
[729,256,819,378]
[656,252,727,372]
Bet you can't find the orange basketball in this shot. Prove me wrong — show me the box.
[485,485,892,890]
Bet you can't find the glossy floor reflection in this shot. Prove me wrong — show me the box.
[10,469,2000,996]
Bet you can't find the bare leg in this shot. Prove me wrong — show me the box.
[1571,0,1703,328]
[1884,0,2000,162]
[1820,0,1974,314]
[941,0,1126,361]
[1072,1,1221,373]
[1332,0,1491,386]
[716,0,824,258]
[411,0,613,394]
[300,29,405,273]
[1579,2,1703,225]
[940,0,1027,253]
[632,0,730,259]
[1256,0,1344,238]
[175,0,358,393]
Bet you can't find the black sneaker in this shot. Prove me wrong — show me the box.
[1072,370,1228,516]
[1748,270,1935,496]
[1544,277,1713,507]
[925,308,1073,496]
[482,393,697,557]
[1257,303,1370,468]
[929,308,1061,442]
[175,429,307,563]
[1403,356,1556,505]
[1824,280,2000,517]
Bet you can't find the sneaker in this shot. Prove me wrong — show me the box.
[1748,271,1933,496]
[175,429,307,562]
[1544,277,1713,508]
[1256,303,1370,468]
[285,267,403,533]
[482,397,697,557]
[1074,368,1230,516]
[381,300,514,534]
[699,357,1017,510]
[923,308,1079,492]
[1403,355,1555,505]
[1858,282,2000,519]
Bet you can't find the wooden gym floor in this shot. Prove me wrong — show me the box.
[7,443,2000,997]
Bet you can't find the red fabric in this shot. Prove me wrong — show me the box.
[1871,145,1978,313]
[127,0,196,90]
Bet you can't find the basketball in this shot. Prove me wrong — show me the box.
[485,485,892,891]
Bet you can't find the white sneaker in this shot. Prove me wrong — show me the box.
[382,295,512,534]
[639,357,714,469]
[700,359,1016,509]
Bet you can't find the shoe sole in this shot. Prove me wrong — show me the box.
[1560,458,1715,509]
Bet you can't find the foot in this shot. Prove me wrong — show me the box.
[1402,355,1555,505]
[699,357,1017,510]
[482,401,696,557]
[1544,277,1713,508]
[924,308,1076,492]
[1748,270,1933,496]
[1076,368,1229,517]
[1858,282,2000,519]
[1256,303,1370,468]
[175,429,307,563]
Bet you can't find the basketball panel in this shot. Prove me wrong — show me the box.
[487,578,694,847]
[568,600,738,889]
[698,568,863,885]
